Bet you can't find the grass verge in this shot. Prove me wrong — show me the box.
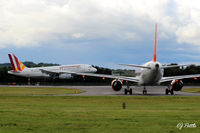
[0,86,84,96]
[182,88,200,93]
[0,96,199,133]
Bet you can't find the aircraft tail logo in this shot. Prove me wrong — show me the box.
[153,24,157,62]
[8,54,27,72]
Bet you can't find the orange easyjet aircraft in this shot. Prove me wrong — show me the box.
[31,24,200,95]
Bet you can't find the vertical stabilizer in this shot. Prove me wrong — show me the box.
[8,54,27,72]
[153,24,157,62]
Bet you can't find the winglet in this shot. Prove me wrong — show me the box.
[153,24,157,62]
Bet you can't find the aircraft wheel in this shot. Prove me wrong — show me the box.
[124,89,128,95]
[143,90,147,95]
[165,88,169,95]
[129,89,132,95]
[170,89,174,95]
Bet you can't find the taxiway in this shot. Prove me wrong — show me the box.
[69,86,200,96]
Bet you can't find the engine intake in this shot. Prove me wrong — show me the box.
[171,80,183,91]
[111,79,122,91]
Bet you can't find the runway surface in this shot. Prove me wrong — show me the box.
[69,86,200,96]
[1,85,200,96]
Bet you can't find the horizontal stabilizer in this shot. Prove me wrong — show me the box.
[161,64,190,69]
[119,64,151,69]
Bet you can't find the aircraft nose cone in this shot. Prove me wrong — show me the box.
[92,67,97,72]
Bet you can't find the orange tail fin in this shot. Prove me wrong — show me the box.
[153,24,157,62]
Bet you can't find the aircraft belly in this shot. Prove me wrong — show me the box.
[26,71,49,78]
[140,70,162,85]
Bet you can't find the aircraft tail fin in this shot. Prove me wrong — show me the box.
[8,54,28,72]
[153,24,157,62]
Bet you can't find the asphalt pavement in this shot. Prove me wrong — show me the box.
[1,85,199,96]
[69,86,200,96]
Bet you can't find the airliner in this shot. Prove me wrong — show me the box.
[8,54,97,79]
[40,24,200,95]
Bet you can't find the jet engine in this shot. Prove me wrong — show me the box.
[59,74,73,79]
[170,79,183,91]
[111,79,122,91]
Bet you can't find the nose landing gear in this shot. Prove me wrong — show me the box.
[143,86,147,95]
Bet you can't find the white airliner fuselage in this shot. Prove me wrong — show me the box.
[8,64,96,78]
[8,54,97,79]
[138,61,163,85]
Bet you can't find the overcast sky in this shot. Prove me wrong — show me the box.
[0,0,200,68]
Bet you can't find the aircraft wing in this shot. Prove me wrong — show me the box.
[160,74,200,83]
[40,69,58,75]
[40,69,60,78]
[40,69,140,82]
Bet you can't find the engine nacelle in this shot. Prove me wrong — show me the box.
[111,79,122,91]
[59,74,73,79]
[170,80,183,91]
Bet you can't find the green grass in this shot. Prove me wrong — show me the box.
[0,95,199,133]
[182,88,200,93]
[0,87,84,96]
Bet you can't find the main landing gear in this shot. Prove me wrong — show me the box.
[124,81,132,95]
[124,88,132,95]
[165,87,174,95]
